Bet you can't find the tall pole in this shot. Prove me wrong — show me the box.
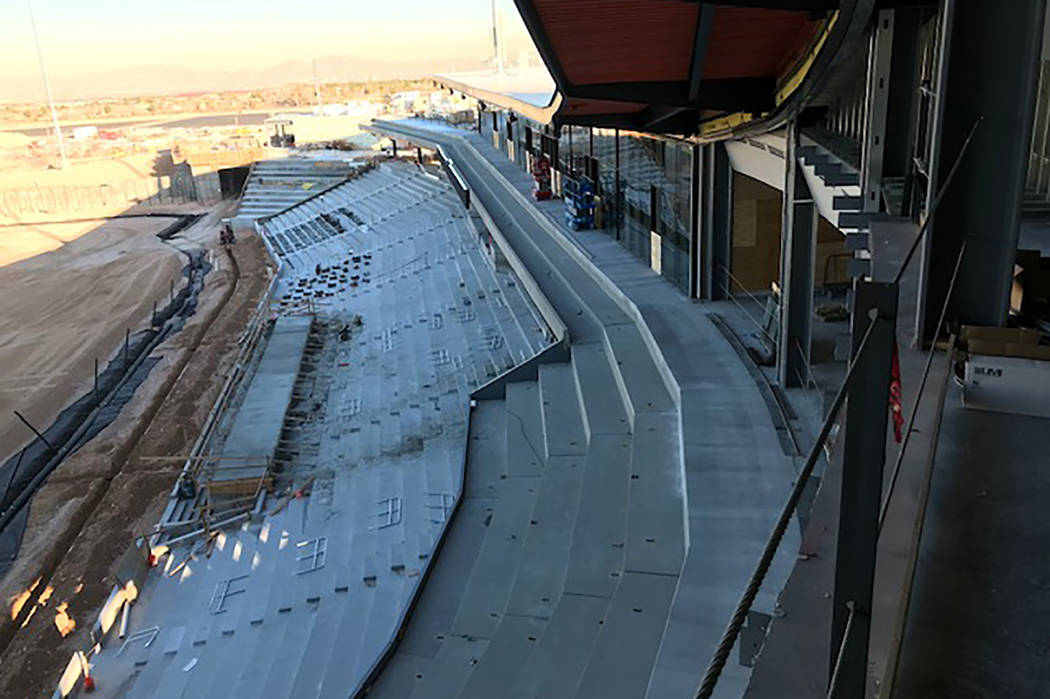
[491,0,503,74]
[26,0,66,169]
[312,59,323,112]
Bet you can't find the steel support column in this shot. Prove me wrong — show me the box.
[829,280,897,698]
[690,143,702,299]
[778,123,817,387]
[701,142,732,301]
[862,9,895,213]
[614,128,622,241]
[919,0,1047,342]
[882,7,923,186]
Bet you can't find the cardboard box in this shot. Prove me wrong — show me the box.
[961,324,1043,347]
[963,353,1050,418]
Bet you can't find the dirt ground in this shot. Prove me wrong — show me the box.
[0,217,273,698]
[0,216,188,467]
[0,153,158,190]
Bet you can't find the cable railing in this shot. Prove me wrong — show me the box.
[695,116,982,699]
[823,239,968,699]
[695,313,881,699]
[716,264,826,408]
[716,264,779,348]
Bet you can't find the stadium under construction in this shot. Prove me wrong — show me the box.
[22,1,1050,698]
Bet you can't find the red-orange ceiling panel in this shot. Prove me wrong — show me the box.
[702,7,820,80]
[534,0,699,85]
[562,98,649,116]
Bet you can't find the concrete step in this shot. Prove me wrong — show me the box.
[365,497,493,698]
[505,381,545,477]
[538,363,588,458]
[506,593,610,699]
[563,435,633,599]
[573,572,680,699]
[625,412,685,576]
[571,342,631,436]
[409,635,490,699]
[821,171,861,187]
[505,455,587,619]
[833,195,864,211]
[448,475,541,639]
[603,324,676,417]
[457,615,548,699]
[837,211,871,230]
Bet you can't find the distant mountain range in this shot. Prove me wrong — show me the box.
[4,54,491,102]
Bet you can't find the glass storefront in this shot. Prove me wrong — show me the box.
[614,133,693,294]
[473,113,696,297]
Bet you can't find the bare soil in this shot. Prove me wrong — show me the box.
[0,216,187,466]
[0,223,272,699]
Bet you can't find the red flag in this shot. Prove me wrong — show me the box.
[889,340,903,442]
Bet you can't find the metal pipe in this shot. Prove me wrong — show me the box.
[0,449,26,510]
[879,238,968,530]
[13,410,57,454]
[894,116,981,286]
[118,600,130,639]
[826,602,856,698]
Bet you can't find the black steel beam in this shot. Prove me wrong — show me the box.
[881,7,923,184]
[639,105,693,131]
[778,122,817,388]
[920,0,1045,341]
[690,143,702,298]
[830,280,897,697]
[700,77,777,112]
[701,142,733,300]
[567,77,774,112]
[568,81,688,105]
[688,5,717,103]
[558,110,699,135]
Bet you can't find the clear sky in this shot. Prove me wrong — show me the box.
[1,0,537,92]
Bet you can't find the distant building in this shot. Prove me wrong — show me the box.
[265,111,379,146]
[70,126,98,141]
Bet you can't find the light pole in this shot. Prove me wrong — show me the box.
[490,0,503,74]
[26,0,67,169]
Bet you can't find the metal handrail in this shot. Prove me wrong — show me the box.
[820,117,981,698]
[879,239,966,530]
[717,264,822,399]
[716,264,778,347]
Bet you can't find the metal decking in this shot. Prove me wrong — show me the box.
[206,315,313,491]
[234,158,361,225]
[82,160,552,698]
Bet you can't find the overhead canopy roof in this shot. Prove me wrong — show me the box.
[510,0,869,135]
[435,68,561,124]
